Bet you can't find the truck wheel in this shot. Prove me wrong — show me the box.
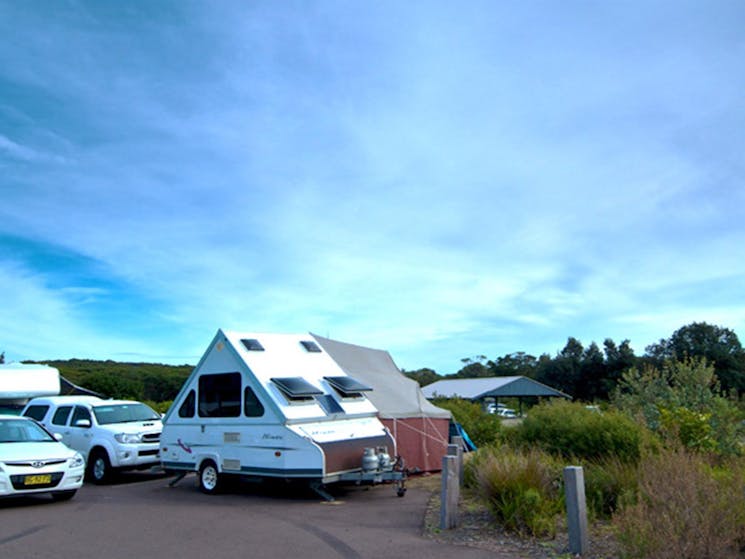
[87,449,112,484]
[198,460,222,494]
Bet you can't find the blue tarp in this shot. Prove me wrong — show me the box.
[449,421,477,451]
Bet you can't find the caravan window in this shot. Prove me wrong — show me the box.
[199,373,241,417]
[243,387,264,417]
[178,390,195,418]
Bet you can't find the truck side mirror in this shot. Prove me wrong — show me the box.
[74,419,91,428]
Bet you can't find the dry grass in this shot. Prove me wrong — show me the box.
[613,449,745,559]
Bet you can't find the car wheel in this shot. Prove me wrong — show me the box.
[198,460,221,494]
[87,449,112,484]
[51,490,77,501]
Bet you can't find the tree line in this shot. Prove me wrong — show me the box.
[404,322,745,400]
[13,321,744,404]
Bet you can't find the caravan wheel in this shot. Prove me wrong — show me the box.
[198,460,222,494]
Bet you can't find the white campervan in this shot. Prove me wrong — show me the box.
[160,330,405,498]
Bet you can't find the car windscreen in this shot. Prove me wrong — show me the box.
[0,418,56,443]
[92,403,160,425]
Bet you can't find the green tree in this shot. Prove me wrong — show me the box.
[603,338,637,396]
[488,352,539,378]
[402,367,440,387]
[578,341,606,401]
[645,322,745,394]
[613,357,744,455]
[454,355,491,378]
[535,338,584,397]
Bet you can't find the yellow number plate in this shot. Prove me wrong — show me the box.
[24,474,52,486]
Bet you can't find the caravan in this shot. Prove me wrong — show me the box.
[160,330,405,498]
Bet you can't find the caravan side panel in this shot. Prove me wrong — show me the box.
[319,433,394,475]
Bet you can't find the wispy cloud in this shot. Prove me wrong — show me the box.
[0,2,743,372]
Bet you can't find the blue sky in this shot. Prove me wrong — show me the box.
[1,1,744,373]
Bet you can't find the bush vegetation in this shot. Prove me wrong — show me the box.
[465,445,563,537]
[431,397,502,447]
[36,359,192,403]
[613,448,745,559]
[511,400,645,463]
[460,357,745,555]
[613,357,745,456]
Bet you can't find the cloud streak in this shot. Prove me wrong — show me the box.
[0,1,743,372]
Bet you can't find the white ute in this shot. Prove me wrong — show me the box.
[21,396,162,483]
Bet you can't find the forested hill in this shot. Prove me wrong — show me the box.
[31,359,194,403]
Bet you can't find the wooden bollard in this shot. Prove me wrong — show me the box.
[564,466,588,556]
[440,455,459,529]
[447,440,464,486]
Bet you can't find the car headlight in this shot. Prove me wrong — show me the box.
[69,453,85,468]
[114,433,143,444]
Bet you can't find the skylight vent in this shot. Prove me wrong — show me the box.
[241,338,265,352]
[300,340,322,353]
[324,376,372,399]
[271,377,323,403]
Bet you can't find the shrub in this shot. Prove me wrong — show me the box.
[144,400,172,415]
[613,449,745,559]
[513,400,644,463]
[432,398,502,447]
[613,357,745,456]
[583,457,639,519]
[465,445,563,537]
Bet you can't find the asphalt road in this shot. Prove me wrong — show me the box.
[0,472,496,559]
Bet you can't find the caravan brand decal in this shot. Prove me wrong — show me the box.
[177,439,193,454]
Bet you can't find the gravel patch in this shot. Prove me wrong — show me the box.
[411,474,620,559]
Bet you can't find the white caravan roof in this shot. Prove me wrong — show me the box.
[217,330,379,421]
[0,364,60,399]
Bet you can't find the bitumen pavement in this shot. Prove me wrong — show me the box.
[0,472,498,559]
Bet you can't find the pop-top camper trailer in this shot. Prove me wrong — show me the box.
[160,330,406,498]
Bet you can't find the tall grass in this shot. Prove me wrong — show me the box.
[583,457,639,519]
[613,448,745,559]
[466,445,563,537]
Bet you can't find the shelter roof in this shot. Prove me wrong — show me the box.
[421,376,570,400]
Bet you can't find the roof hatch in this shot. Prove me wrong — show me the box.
[299,340,322,353]
[324,376,372,398]
[241,338,265,352]
[271,377,323,402]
